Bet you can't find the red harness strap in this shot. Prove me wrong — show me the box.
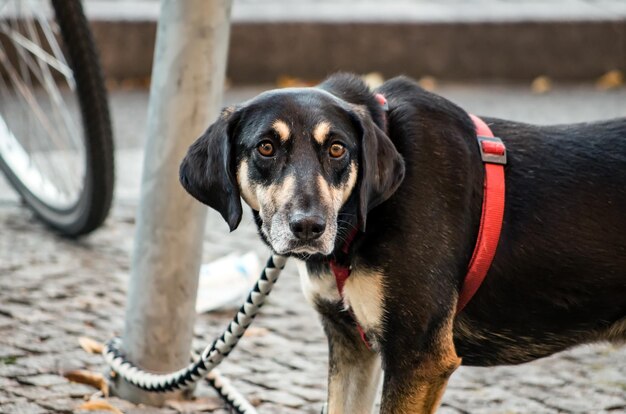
[456,115,506,312]
[329,104,506,343]
[329,229,370,347]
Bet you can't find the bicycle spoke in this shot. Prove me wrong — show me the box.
[0,22,72,79]
[0,47,75,199]
[22,11,82,165]
[1,19,80,151]
[32,0,75,88]
[1,0,113,234]
[0,0,86,203]
[23,9,84,151]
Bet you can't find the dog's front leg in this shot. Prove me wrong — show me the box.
[319,304,382,414]
[299,263,381,413]
[380,316,460,414]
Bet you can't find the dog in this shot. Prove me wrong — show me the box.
[179,73,626,413]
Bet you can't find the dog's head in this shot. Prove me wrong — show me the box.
[180,74,405,256]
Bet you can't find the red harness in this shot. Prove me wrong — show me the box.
[458,114,506,312]
[329,100,506,344]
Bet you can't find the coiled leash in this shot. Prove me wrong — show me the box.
[103,254,288,414]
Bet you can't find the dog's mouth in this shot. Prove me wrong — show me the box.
[258,212,337,257]
[273,239,333,256]
[290,245,323,255]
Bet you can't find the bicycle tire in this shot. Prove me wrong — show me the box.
[0,0,114,237]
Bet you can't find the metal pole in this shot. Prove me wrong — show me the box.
[113,0,232,405]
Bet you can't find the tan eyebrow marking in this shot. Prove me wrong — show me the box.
[272,120,291,142]
[313,121,332,144]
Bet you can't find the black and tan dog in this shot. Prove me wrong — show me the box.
[180,73,626,413]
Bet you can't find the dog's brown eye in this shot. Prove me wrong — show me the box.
[257,141,275,157]
[329,143,346,159]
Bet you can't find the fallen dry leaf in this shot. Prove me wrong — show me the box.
[531,75,552,94]
[418,76,437,91]
[79,337,104,354]
[243,327,270,337]
[276,75,318,88]
[78,400,124,414]
[63,369,109,397]
[596,69,624,90]
[361,72,385,89]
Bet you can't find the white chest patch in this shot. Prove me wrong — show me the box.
[296,260,341,305]
[297,260,386,334]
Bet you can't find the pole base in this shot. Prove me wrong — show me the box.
[109,372,195,406]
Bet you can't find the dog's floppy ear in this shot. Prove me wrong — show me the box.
[179,108,242,231]
[352,108,405,230]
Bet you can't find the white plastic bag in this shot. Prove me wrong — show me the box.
[195,251,260,313]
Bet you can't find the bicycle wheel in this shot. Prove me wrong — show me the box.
[0,0,113,237]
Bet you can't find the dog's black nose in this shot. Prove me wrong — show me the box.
[289,214,326,241]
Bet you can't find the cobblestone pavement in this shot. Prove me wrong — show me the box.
[1,84,625,413]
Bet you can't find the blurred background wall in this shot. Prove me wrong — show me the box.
[84,0,625,85]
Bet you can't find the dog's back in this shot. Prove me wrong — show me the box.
[458,117,626,364]
[377,77,626,365]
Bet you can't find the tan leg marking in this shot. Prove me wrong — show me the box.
[272,119,290,142]
[313,120,332,144]
[383,317,461,414]
[342,268,385,334]
[298,261,381,413]
[328,352,382,414]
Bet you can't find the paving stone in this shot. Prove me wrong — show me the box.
[0,303,55,324]
[438,406,464,414]
[0,314,15,329]
[14,353,64,374]
[49,382,100,398]
[260,389,307,407]
[543,392,626,413]
[0,332,39,352]
[0,344,26,359]
[286,384,327,402]
[0,400,48,414]
[17,373,69,387]
[519,373,566,387]
[164,397,223,412]
[0,390,22,405]
[1,86,626,413]
[74,411,117,414]
[37,397,80,413]
[10,385,69,401]
[0,363,39,378]
[0,377,19,388]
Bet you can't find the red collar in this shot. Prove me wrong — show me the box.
[329,100,506,340]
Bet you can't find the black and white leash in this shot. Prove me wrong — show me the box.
[103,254,288,414]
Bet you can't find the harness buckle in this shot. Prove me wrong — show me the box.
[477,136,507,165]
